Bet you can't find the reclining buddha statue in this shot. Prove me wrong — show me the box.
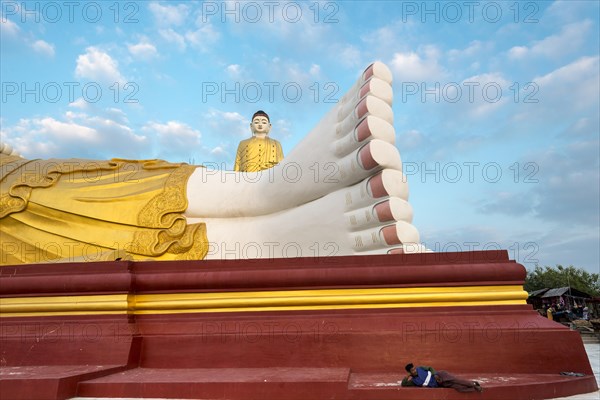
[0,62,423,265]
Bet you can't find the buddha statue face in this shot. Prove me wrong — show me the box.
[250,114,271,137]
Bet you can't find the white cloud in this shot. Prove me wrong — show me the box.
[144,121,200,140]
[210,146,225,155]
[0,18,20,36]
[148,2,189,26]
[309,64,321,76]
[534,56,599,89]
[497,141,600,228]
[458,73,510,117]
[1,109,148,159]
[545,0,597,24]
[30,40,55,57]
[526,56,600,116]
[264,61,326,90]
[508,20,592,60]
[159,28,186,51]
[75,47,125,83]
[34,117,98,141]
[156,21,220,53]
[284,64,313,85]
[185,23,220,51]
[448,40,486,61]
[272,118,292,140]
[2,20,55,57]
[562,117,599,138]
[143,121,202,161]
[68,98,89,109]
[226,64,241,77]
[469,62,480,71]
[220,0,330,53]
[362,26,399,49]
[222,111,246,122]
[338,45,361,68]
[507,46,528,59]
[477,191,535,217]
[4,117,87,155]
[128,37,158,60]
[104,107,130,125]
[204,109,248,139]
[390,46,446,82]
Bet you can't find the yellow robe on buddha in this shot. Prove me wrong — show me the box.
[234,136,283,172]
[0,155,208,265]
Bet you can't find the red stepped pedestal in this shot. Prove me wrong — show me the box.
[1,251,597,399]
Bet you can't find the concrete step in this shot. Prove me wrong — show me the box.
[76,367,351,400]
[0,365,127,400]
[73,368,599,400]
[348,372,598,400]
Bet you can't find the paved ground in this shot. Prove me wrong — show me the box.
[70,342,600,400]
[551,343,599,400]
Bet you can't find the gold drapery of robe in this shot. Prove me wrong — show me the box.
[234,137,283,172]
[0,155,208,265]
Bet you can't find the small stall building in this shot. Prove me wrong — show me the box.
[528,286,592,320]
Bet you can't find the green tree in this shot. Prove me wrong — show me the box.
[525,265,600,296]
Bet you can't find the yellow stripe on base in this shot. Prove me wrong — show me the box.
[0,286,527,317]
[0,294,131,317]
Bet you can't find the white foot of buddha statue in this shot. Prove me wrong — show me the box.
[185,62,424,259]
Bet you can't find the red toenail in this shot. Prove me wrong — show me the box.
[381,225,401,245]
[368,173,388,198]
[356,98,369,119]
[388,248,405,255]
[355,118,371,142]
[374,201,394,222]
[359,143,378,170]
[359,81,371,98]
[363,65,374,81]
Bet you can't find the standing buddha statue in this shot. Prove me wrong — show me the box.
[234,110,284,172]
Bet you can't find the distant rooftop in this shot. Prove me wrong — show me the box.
[541,286,592,299]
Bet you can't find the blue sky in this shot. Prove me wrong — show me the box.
[1,0,598,273]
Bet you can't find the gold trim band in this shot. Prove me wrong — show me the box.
[0,286,527,317]
[0,294,131,317]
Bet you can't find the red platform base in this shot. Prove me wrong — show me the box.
[76,368,597,400]
[1,251,597,399]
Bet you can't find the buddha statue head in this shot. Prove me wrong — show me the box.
[250,110,272,138]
